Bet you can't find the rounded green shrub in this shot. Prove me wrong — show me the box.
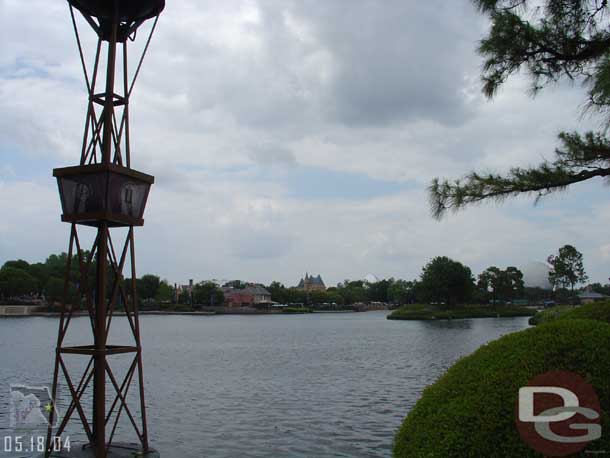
[394,319,610,458]
[529,301,610,326]
[528,305,572,325]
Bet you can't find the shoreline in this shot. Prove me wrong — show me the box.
[387,304,537,321]
[0,308,384,318]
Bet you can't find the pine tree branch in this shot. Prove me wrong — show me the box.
[429,166,610,219]
[428,3,610,220]
[429,131,610,219]
[476,2,610,97]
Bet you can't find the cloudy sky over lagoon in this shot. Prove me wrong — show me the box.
[1,0,608,287]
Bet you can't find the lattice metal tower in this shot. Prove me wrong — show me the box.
[45,2,164,457]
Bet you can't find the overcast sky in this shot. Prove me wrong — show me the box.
[1,0,608,287]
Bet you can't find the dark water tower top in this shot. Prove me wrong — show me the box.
[68,0,165,22]
[68,0,165,40]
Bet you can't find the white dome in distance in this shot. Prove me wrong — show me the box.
[364,273,379,283]
[521,261,552,289]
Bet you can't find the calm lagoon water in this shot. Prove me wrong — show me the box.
[0,312,530,457]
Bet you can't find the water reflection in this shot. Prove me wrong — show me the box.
[420,319,473,330]
[0,313,530,458]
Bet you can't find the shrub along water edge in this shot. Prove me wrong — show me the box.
[388,303,534,320]
[529,301,610,325]
[393,319,610,458]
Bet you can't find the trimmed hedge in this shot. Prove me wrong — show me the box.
[281,307,312,313]
[529,301,610,325]
[394,319,610,458]
[388,304,534,320]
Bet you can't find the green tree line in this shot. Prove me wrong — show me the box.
[0,243,594,308]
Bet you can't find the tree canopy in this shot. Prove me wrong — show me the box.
[193,281,224,307]
[547,244,588,291]
[387,279,417,305]
[0,267,37,298]
[137,274,161,300]
[418,256,475,306]
[0,254,87,302]
[478,266,524,302]
[430,0,610,218]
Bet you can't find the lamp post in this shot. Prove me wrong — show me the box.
[45,1,164,457]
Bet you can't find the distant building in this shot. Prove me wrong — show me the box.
[243,285,272,303]
[297,273,326,291]
[578,286,609,304]
[221,288,251,307]
[222,285,271,306]
[175,279,194,302]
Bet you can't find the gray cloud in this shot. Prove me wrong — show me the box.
[248,143,297,167]
[1,0,608,286]
[232,229,294,259]
[136,0,485,135]
[284,0,484,126]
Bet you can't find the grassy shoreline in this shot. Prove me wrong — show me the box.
[529,301,610,325]
[387,303,536,320]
